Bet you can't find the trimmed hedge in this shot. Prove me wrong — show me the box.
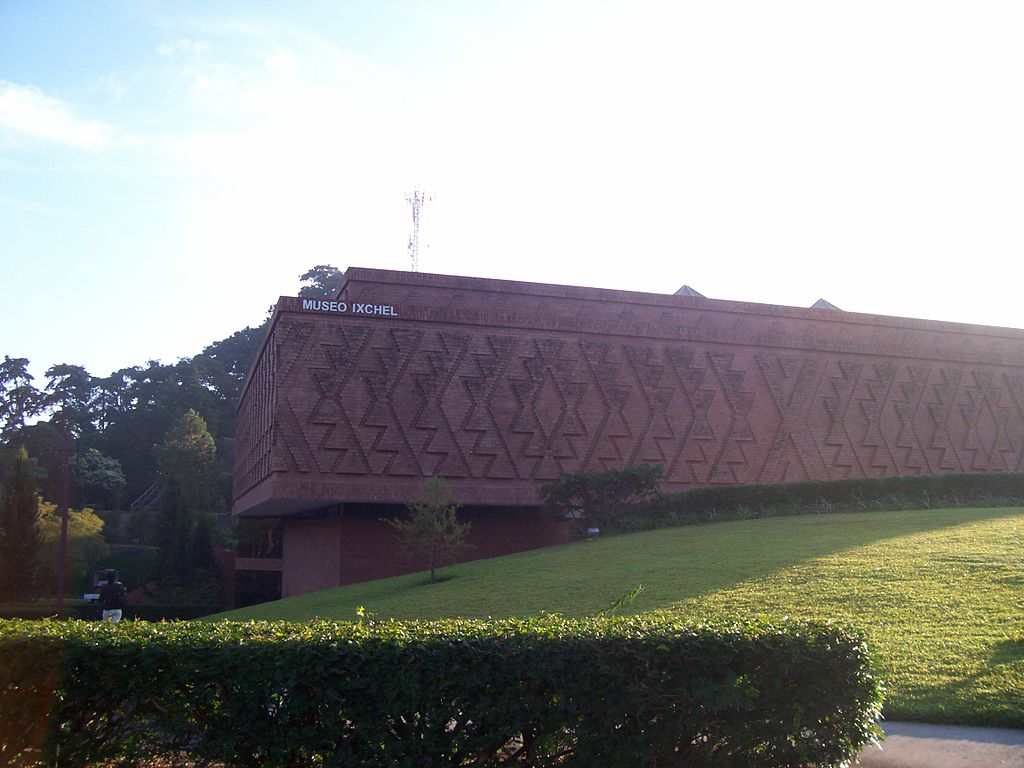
[617,471,1024,532]
[0,617,882,767]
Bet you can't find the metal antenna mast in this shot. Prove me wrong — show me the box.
[405,188,432,272]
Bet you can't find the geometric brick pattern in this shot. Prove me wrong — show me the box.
[234,269,1024,514]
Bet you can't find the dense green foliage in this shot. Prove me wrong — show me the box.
[0,616,881,768]
[622,470,1024,531]
[0,447,42,600]
[0,357,39,442]
[71,447,126,510]
[0,331,265,509]
[40,364,94,439]
[0,313,275,510]
[539,463,663,532]
[0,266,335,602]
[156,479,194,582]
[390,475,470,584]
[298,264,345,298]
[88,544,160,594]
[0,475,106,599]
[218,507,1024,728]
[156,409,222,513]
[151,411,220,593]
[35,502,107,596]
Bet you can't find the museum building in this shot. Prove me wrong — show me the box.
[232,267,1024,603]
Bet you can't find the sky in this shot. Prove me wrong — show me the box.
[2,0,1023,384]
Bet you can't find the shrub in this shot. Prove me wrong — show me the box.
[100,544,161,594]
[540,464,664,533]
[0,616,882,767]
[618,471,1024,533]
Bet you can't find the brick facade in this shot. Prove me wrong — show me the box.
[233,268,1024,597]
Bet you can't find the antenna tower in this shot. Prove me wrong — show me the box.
[405,188,432,272]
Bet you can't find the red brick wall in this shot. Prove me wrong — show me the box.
[234,268,1024,515]
[282,517,342,597]
[280,511,574,596]
[214,548,237,610]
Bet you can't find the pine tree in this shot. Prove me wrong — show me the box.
[156,409,221,513]
[191,513,216,570]
[0,447,42,600]
[156,477,194,585]
[154,411,224,594]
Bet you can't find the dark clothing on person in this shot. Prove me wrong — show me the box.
[99,579,127,611]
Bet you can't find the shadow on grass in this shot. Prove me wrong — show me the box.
[584,506,1024,616]
[215,506,1024,622]
[886,638,1024,728]
[991,637,1024,666]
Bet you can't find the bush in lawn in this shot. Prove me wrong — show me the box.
[617,471,1024,532]
[0,615,882,768]
[540,464,663,534]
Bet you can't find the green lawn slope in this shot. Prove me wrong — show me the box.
[215,508,1024,727]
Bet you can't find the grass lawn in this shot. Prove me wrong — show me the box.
[215,507,1024,727]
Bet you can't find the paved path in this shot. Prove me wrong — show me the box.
[857,722,1024,767]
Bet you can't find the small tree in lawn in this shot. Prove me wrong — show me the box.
[391,476,470,584]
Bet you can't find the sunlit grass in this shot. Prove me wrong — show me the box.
[215,508,1024,726]
[667,512,1024,725]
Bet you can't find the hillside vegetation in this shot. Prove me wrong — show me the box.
[217,507,1024,726]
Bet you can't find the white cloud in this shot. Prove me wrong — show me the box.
[0,81,115,150]
[264,49,298,77]
[91,73,129,100]
[157,38,210,57]
[113,4,1024,334]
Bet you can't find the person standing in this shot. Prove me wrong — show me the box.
[98,572,127,623]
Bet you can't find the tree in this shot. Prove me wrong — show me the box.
[13,421,65,504]
[191,513,216,570]
[155,477,194,584]
[36,501,106,598]
[42,364,96,438]
[390,476,470,584]
[96,362,182,504]
[0,356,41,443]
[153,410,222,588]
[92,369,137,432]
[156,409,222,513]
[0,447,42,600]
[195,325,267,505]
[539,464,664,534]
[298,265,344,298]
[73,448,127,509]
[196,324,267,410]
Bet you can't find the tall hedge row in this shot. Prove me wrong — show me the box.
[618,471,1024,532]
[0,617,882,767]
